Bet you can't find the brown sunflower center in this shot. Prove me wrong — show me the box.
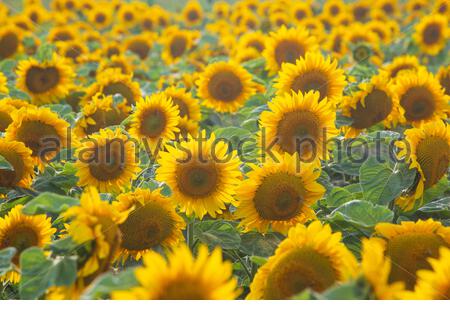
[65,45,82,62]
[274,40,305,67]
[400,86,435,122]
[124,12,134,22]
[0,32,19,59]
[88,142,127,181]
[106,47,120,58]
[276,110,321,156]
[159,279,208,300]
[142,18,153,30]
[171,97,190,118]
[53,31,73,42]
[350,89,393,129]
[187,10,200,22]
[439,73,450,96]
[1,226,39,264]
[139,108,167,138]
[85,108,128,135]
[170,36,187,58]
[332,35,343,53]
[15,120,61,158]
[329,5,340,15]
[95,13,106,24]
[0,111,12,132]
[176,160,218,198]
[290,71,329,101]
[102,82,136,105]
[386,233,448,290]
[25,66,60,94]
[253,172,304,221]
[416,136,449,188]
[207,71,243,102]
[248,40,264,52]
[120,201,175,251]
[382,3,394,15]
[295,10,306,20]
[422,23,442,45]
[0,149,25,187]
[353,6,369,22]
[390,64,415,78]
[264,247,337,299]
[127,40,150,60]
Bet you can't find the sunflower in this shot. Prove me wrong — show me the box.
[259,91,338,161]
[408,247,450,299]
[0,205,55,283]
[434,0,450,15]
[351,0,371,22]
[161,28,195,65]
[196,60,256,113]
[376,0,398,17]
[125,33,155,60]
[237,31,266,53]
[47,25,77,43]
[341,74,403,138]
[98,55,134,76]
[233,47,260,64]
[367,20,393,44]
[362,219,450,298]
[102,41,123,58]
[64,187,129,279]
[0,25,22,60]
[236,152,324,234]
[325,26,347,58]
[414,14,448,56]
[274,52,346,104]
[322,0,347,21]
[394,69,448,126]
[0,100,15,132]
[5,106,69,165]
[75,128,139,194]
[182,0,203,26]
[212,1,230,19]
[156,131,241,219]
[176,117,199,141]
[113,188,185,262]
[247,221,358,299]
[112,244,239,300]
[86,4,113,29]
[290,2,312,23]
[436,65,450,96]
[0,72,8,95]
[163,86,201,122]
[263,26,318,75]
[396,121,450,211]
[382,55,426,80]
[345,23,380,48]
[0,139,34,189]
[74,93,130,137]
[57,40,89,64]
[117,3,139,28]
[16,53,75,105]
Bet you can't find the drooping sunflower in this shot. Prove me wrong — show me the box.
[161,28,195,65]
[129,93,179,150]
[0,25,22,60]
[0,72,8,95]
[259,91,338,161]
[362,219,450,298]
[247,221,358,299]
[263,26,318,75]
[16,53,75,104]
[436,65,450,96]
[112,244,240,300]
[113,188,185,262]
[396,121,450,211]
[0,205,55,283]
[182,0,203,26]
[196,61,256,113]
[163,86,201,122]
[413,14,448,56]
[5,107,69,165]
[64,187,129,279]
[274,52,346,104]
[394,70,448,126]
[407,247,450,300]
[341,74,403,138]
[156,131,242,219]
[382,55,426,81]
[125,33,155,61]
[75,128,139,194]
[236,152,324,234]
[0,139,34,189]
[74,93,130,137]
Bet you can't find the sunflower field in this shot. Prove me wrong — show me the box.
[0,0,448,302]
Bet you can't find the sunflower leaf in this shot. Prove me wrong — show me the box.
[0,247,17,276]
[81,268,139,300]
[0,155,13,171]
[22,192,80,215]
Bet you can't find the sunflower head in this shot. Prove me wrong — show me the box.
[0,72,8,95]
[414,14,448,56]
[382,55,426,80]
[0,138,35,189]
[112,244,240,300]
[0,24,22,60]
[437,65,450,96]
[163,86,201,122]
[182,0,204,26]
[161,28,195,65]
[125,33,155,60]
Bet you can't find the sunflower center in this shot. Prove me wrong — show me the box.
[159,279,208,299]
[139,108,167,138]
[15,120,61,158]
[400,86,435,122]
[330,5,340,15]
[276,110,320,155]
[102,82,136,105]
[120,201,175,251]
[170,36,187,58]
[54,31,73,42]
[25,66,60,94]
[353,6,369,22]
[124,12,134,22]
[187,10,200,22]
[85,108,128,135]
[142,18,153,30]
[127,40,150,60]
[382,3,394,15]
[422,23,442,45]
[274,40,305,67]
[0,112,12,132]
[248,40,264,52]
[386,233,448,290]
[264,247,337,299]
[0,150,25,187]
[416,136,449,188]
[95,13,106,24]
[332,35,343,53]
[106,47,120,58]
[171,97,190,118]
[88,142,126,181]
[254,172,304,221]
[176,160,218,198]
[0,32,19,59]
[350,89,392,129]
[65,45,82,62]
[295,10,306,20]
[390,64,414,78]
[207,71,243,102]
[1,226,39,263]
[290,71,329,101]
[439,73,450,96]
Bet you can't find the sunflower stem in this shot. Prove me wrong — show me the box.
[187,218,195,249]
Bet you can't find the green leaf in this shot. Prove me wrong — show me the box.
[213,127,252,140]
[36,43,56,62]
[194,220,241,250]
[22,192,80,215]
[318,278,371,300]
[0,247,16,276]
[0,155,13,170]
[360,157,417,206]
[326,200,394,234]
[327,187,355,207]
[81,268,139,299]
[417,197,450,215]
[19,248,77,300]
[239,232,281,257]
